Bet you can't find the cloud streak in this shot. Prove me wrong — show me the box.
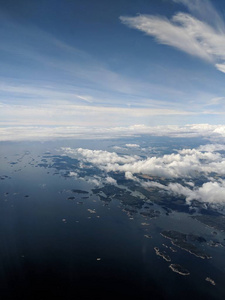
[0,15,194,110]
[1,9,225,130]
[173,0,225,30]
[0,101,197,128]
[120,0,225,73]
[2,123,225,141]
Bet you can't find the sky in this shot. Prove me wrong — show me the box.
[1,0,225,139]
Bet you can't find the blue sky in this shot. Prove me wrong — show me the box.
[1,0,225,130]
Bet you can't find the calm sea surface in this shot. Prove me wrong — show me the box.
[0,140,225,300]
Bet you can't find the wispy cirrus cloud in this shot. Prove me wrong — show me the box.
[1,9,224,129]
[0,15,199,114]
[173,0,224,29]
[120,0,225,73]
[0,101,196,128]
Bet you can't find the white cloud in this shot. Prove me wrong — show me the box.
[215,63,225,73]
[207,97,225,106]
[189,181,225,206]
[0,83,93,104]
[69,171,78,177]
[2,123,225,142]
[142,181,168,190]
[120,13,212,61]
[62,147,140,165]
[61,139,225,207]
[120,1,225,73]
[172,0,225,31]
[105,176,117,185]
[141,175,225,207]
[137,175,225,207]
[184,181,195,187]
[62,142,225,179]
[0,101,195,128]
[167,180,225,208]
[87,178,101,186]
[197,143,225,152]
[0,16,199,113]
[125,144,140,148]
[125,171,140,181]
[112,146,124,150]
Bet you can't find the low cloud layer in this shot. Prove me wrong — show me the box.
[143,180,225,209]
[62,144,225,178]
[64,147,140,165]
[62,142,225,208]
[170,180,225,207]
[1,123,225,142]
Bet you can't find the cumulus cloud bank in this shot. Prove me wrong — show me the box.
[62,144,225,178]
[64,147,140,165]
[169,180,225,207]
[143,180,225,209]
[120,0,225,73]
[62,142,225,207]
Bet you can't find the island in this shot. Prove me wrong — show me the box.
[169,247,177,253]
[192,215,225,232]
[161,230,211,259]
[67,196,75,200]
[71,189,89,194]
[140,210,160,218]
[154,247,171,262]
[92,185,144,208]
[169,264,190,276]
[205,277,216,286]
[144,234,152,239]
[87,209,96,214]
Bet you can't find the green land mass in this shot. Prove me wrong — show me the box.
[161,230,211,259]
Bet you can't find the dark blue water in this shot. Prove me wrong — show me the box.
[0,141,225,300]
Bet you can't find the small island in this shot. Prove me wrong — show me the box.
[71,189,89,194]
[140,210,160,219]
[154,247,171,262]
[169,247,177,253]
[141,222,150,226]
[205,277,216,286]
[144,234,152,239]
[169,264,190,276]
[87,209,96,214]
